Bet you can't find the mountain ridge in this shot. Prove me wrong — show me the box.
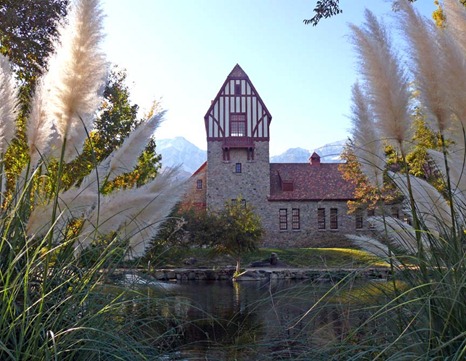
[157,137,346,176]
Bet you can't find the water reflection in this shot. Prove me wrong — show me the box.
[116,277,384,360]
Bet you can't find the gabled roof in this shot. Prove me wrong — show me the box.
[190,161,207,177]
[204,64,272,122]
[228,64,248,78]
[269,163,355,201]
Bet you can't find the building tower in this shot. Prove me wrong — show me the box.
[204,64,272,216]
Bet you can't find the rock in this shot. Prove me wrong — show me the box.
[249,261,267,267]
[234,270,262,281]
[184,257,197,266]
[154,271,166,280]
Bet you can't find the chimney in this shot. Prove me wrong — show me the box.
[309,152,321,166]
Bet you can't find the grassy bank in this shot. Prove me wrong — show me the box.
[147,246,388,269]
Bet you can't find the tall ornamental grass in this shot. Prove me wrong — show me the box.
[0,0,182,359]
[335,0,466,359]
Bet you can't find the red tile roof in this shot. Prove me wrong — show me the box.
[269,163,355,201]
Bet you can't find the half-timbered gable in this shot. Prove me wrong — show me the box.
[204,64,272,161]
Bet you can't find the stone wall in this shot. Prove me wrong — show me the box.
[181,165,207,210]
[206,141,270,215]
[260,200,371,248]
[148,267,391,282]
[203,140,378,249]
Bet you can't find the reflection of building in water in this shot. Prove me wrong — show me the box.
[182,64,401,248]
[135,279,378,358]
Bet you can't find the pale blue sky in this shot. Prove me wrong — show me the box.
[101,0,436,156]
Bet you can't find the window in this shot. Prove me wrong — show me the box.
[230,113,246,137]
[292,208,300,230]
[330,208,338,229]
[355,210,363,229]
[235,163,242,173]
[391,207,399,219]
[231,198,246,207]
[317,208,326,229]
[196,179,203,190]
[279,209,288,230]
[234,83,241,95]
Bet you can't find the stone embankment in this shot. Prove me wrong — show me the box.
[149,267,392,282]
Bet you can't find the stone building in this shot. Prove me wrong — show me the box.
[183,64,375,247]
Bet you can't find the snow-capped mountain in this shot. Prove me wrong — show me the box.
[314,139,347,163]
[157,137,206,176]
[270,147,311,163]
[271,140,346,163]
[157,137,347,178]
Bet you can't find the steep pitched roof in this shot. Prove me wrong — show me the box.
[228,64,248,78]
[269,163,355,201]
[191,161,207,177]
[204,64,272,123]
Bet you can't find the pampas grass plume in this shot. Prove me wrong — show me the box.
[398,0,451,135]
[105,111,165,181]
[350,82,385,189]
[371,215,428,255]
[43,0,107,162]
[27,187,97,239]
[0,54,18,155]
[346,234,394,262]
[80,111,165,189]
[76,168,185,256]
[390,171,453,232]
[350,9,413,155]
[444,0,466,53]
[27,82,57,167]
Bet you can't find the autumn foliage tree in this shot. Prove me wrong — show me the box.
[340,111,445,214]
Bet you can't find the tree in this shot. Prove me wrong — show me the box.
[0,1,69,197]
[0,0,69,103]
[304,0,419,26]
[339,144,401,214]
[93,68,140,158]
[214,198,264,275]
[63,67,162,191]
[148,198,263,273]
[144,206,226,264]
[303,0,342,26]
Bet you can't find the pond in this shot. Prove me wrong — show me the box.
[116,275,385,360]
